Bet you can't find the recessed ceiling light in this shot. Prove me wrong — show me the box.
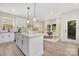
[10,9,15,12]
[50,12,53,15]
[74,3,79,6]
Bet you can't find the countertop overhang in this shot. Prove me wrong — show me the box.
[21,32,44,38]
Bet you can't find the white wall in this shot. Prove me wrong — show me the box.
[59,10,79,44]
[56,18,60,38]
[14,17,26,27]
[44,19,60,37]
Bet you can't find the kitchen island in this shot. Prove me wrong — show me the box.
[15,32,44,56]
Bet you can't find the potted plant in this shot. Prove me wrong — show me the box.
[47,24,53,38]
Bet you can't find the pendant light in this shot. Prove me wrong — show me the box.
[27,7,30,23]
[33,3,36,22]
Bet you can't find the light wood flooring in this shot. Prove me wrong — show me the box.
[0,42,24,56]
[44,40,78,56]
[0,40,78,56]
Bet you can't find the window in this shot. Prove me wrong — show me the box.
[2,16,14,30]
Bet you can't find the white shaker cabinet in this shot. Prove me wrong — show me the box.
[16,33,44,56]
[16,33,22,48]
[0,32,15,43]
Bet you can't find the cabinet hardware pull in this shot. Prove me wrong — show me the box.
[22,40,23,44]
[22,37,24,38]
[8,35,10,37]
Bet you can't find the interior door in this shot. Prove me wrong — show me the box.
[60,19,67,41]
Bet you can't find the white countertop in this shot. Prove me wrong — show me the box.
[21,32,44,37]
[0,30,16,33]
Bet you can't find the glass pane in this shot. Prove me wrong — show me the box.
[68,20,76,40]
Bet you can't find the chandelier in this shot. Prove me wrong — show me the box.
[26,3,36,24]
[26,7,30,24]
[33,3,36,21]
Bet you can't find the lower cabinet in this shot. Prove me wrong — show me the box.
[15,33,27,55]
[22,37,29,55]
[0,33,15,43]
[16,33,44,56]
[16,33,22,48]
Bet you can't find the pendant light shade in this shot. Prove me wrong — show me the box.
[26,20,30,23]
[27,7,30,23]
[26,4,37,23]
[33,18,36,21]
[33,3,36,22]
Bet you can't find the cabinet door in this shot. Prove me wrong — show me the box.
[17,35,24,49]
[0,33,2,42]
[20,35,25,52]
[20,36,29,55]
[23,37,29,56]
[9,33,14,41]
[18,35,22,48]
[16,34,21,47]
[0,33,10,43]
[0,33,4,43]
[7,33,10,41]
[2,33,14,42]
[16,34,19,46]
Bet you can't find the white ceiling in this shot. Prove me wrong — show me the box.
[0,3,79,21]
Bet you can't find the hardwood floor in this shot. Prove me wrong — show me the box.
[0,40,78,56]
[44,40,78,56]
[0,42,24,56]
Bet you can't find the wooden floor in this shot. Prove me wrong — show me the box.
[44,40,78,56]
[0,42,24,56]
[0,40,78,56]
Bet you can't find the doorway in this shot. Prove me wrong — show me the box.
[68,20,76,40]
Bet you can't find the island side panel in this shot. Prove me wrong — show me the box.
[29,36,44,56]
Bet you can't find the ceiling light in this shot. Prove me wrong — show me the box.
[26,20,29,24]
[26,4,37,24]
[50,12,53,15]
[74,3,79,6]
[27,7,30,23]
[33,3,36,22]
[10,9,15,12]
[33,18,36,21]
